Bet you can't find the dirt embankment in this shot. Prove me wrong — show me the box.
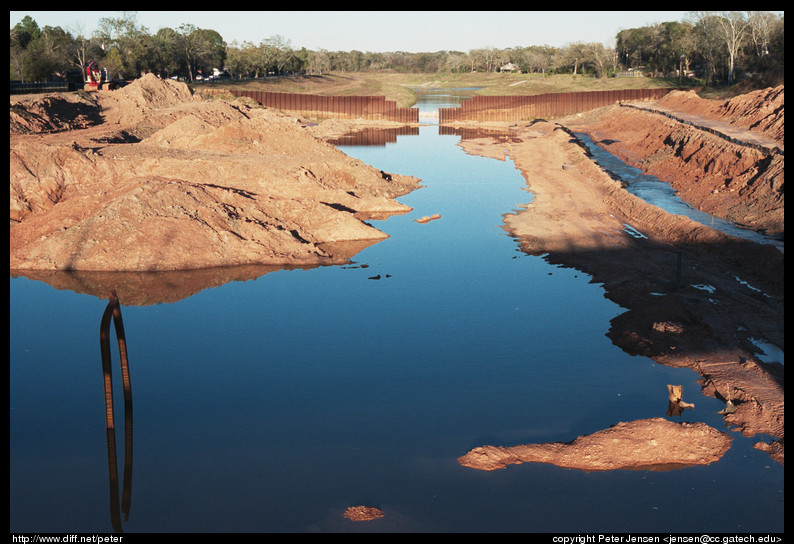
[564,87,784,235]
[10,74,419,274]
[457,88,783,470]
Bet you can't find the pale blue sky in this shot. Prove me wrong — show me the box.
[11,11,693,52]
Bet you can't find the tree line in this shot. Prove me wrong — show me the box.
[10,11,783,87]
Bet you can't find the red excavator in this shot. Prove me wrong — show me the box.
[83,60,124,91]
[84,60,104,90]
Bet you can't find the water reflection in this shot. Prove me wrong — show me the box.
[99,291,133,532]
[9,91,784,532]
[437,125,515,142]
[9,239,381,305]
[331,125,516,148]
[326,126,419,147]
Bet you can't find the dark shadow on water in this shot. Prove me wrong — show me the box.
[510,231,783,377]
[508,224,784,465]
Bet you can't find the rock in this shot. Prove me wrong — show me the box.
[343,506,384,521]
[415,214,441,224]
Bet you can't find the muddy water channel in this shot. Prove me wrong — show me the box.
[10,91,783,533]
[575,132,785,252]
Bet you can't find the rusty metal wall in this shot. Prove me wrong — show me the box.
[227,90,419,123]
[438,88,673,124]
[326,126,420,146]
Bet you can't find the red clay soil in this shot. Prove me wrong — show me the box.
[9,79,784,469]
[459,418,733,472]
[457,88,783,469]
[342,506,385,522]
[10,74,419,274]
[564,87,784,235]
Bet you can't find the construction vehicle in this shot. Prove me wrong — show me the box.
[84,60,102,90]
[81,60,125,91]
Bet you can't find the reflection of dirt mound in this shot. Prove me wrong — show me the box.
[11,240,379,306]
[9,75,419,271]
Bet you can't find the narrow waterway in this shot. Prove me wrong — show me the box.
[9,90,783,533]
[575,132,784,251]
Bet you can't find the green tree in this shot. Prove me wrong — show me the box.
[153,27,183,78]
[11,15,41,49]
[174,24,225,81]
[10,16,40,81]
[95,12,152,78]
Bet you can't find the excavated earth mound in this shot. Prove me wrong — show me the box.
[10,74,419,271]
[657,86,784,143]
[563,87,784,235]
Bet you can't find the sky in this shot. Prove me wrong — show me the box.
[10,11,693,52]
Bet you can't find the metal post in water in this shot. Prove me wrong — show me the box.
[99,290,133,532]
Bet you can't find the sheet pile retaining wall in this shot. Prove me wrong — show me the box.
[438,88,673,124]
[227,90,419,123]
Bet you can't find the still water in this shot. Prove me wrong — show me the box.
[9,91,783,533]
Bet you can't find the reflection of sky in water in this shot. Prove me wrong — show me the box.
[9,93,784,532]
[411,87,480,114]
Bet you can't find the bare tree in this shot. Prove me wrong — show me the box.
[587,42,610,78]
[522,46,555,75]
[443,51,468,73]
[471,46,505,72]
[694,11,751,83]
[306,49,331,75]
[558,42,590,75]
[748,11,774,57]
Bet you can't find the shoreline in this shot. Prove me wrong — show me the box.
[9,79,783,467]
[457,119,783,467]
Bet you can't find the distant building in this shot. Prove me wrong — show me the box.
[499,62,519,73]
